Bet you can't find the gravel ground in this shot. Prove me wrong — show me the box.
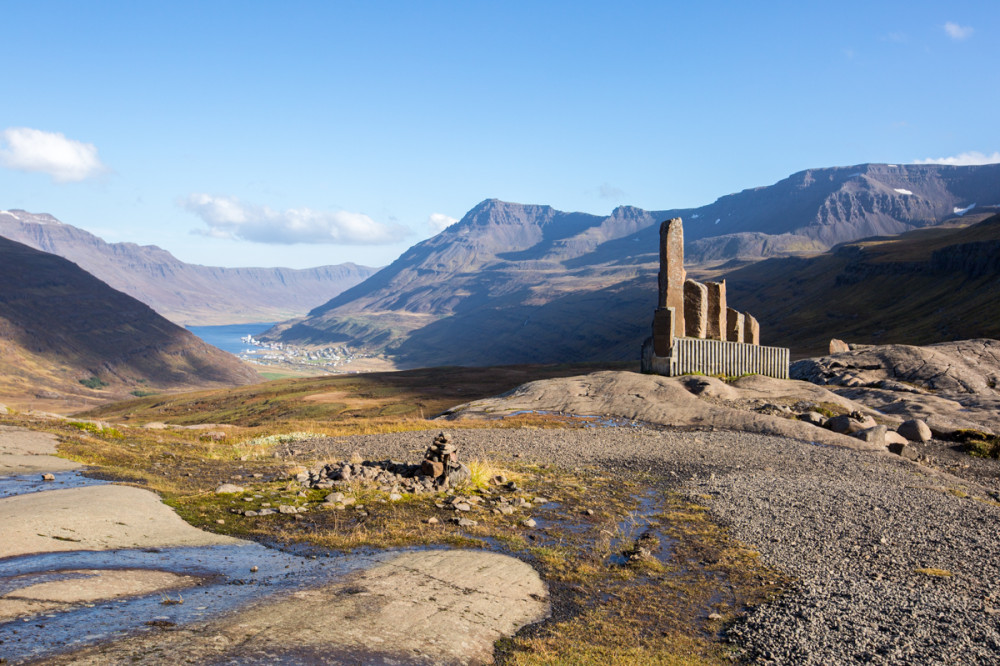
[303,426,1000,665]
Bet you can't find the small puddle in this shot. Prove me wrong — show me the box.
[603,492,677,567]
[0,543,394,663]
[0,470,109,499]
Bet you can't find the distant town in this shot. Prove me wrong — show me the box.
[237,335,385,373]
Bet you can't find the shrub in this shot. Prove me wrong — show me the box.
[79,376,108,390]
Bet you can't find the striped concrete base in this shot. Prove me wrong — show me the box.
[641,336,789,379]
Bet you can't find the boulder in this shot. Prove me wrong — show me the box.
[214,484,244,494]
[885,431,908,446]
[898,419,932,443]
[853,425,887,447]
[829,339,850,354]
[826,414,876,435]
[888,442,920,461]
[799,411,827,426]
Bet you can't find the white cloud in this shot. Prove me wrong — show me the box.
[0,127,107,182]
[914,151,1000,166]
[944,22,973,40]
[182,194,409,245]
[427,212,458,234]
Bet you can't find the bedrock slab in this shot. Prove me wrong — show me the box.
[0,485,239,559]
[39,549,549,666]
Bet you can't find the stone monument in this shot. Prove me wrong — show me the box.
[641,217,789,379]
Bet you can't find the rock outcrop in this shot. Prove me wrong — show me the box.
[791,340,1000,435]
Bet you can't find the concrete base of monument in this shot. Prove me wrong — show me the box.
[641,336,790,379]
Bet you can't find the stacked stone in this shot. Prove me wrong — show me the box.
[298,433,470,496]
[421,431,458,484]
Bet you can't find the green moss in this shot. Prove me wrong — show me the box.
[951,429,1000,459]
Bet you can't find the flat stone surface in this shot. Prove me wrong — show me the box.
[41,550,549,665]
[0,568,200,621]
[0,425,82,475]
[0,485,239,558]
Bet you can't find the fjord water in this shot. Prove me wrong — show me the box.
[186,322,278,355]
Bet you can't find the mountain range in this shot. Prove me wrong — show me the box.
[0,209,378,325]
[264,163,1000,366]
[0,235,260,408]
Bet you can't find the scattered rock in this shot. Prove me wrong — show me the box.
[41,473,55,482]
[214,484,244,494]
[826,414,876,435]
[521,518,537,528]
[887,442,920,461]
[278,505,297,515]
[898,419,932,443]
[853,425,887,447]
[426,517,439,525]
[800,411,827,426]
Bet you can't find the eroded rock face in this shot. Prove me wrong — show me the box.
[791,340,1000,435]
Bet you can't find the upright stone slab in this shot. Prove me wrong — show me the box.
[744,313,760,345]
[726,308,745,343]
[658,218,685,338]
[683,279,708,338]
[705,281,727,340]
[652,307,675,357]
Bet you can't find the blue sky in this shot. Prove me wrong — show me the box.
[2,1,998,268]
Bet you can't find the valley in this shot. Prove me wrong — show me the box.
[2,163,1000,665]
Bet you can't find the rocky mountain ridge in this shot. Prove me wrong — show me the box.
[266,163,1000,365]
[0,209,379,325]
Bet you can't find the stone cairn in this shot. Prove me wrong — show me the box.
[296,431,471,496]
[421,431,464,488]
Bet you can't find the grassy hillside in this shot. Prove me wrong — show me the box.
[726,214,1000,356]
[80,361,633,427]
[0,236,260,410]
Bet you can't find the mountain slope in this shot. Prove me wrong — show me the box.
[724,213,1000,356]
[0,210,379,325]
[267,163,1000,366]
[0,236,261,407]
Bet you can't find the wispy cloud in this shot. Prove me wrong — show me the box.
[944,22,973,40]
[427,212,458,234]
[182,194,409,245]
[598,183,625,199]
[0,127,107,182]
[914,151,1000,166]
